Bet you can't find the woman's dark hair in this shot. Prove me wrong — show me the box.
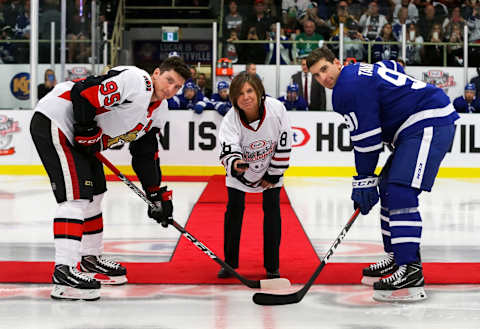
[229,71,265,111]
[158,56,191,80]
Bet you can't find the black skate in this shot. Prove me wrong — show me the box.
[373,262,427,302]
[80,255,127,285]
[361,252,399,286]
[51,264,101,301]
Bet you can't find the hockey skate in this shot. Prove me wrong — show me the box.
[51,264,101,301]
[361,252,399,286]
[80,255,127,285]
[372,262,427,302]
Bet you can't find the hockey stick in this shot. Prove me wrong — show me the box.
[95,152,291,290]
[252,208,361,305]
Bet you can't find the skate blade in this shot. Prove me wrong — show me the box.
[361,276,380,286]
[84,273,128,285]
[50,285,100,301]
[373,286,427,303]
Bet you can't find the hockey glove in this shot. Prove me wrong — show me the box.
[146,186,173,228]
[193,104,204,114]
[351,175,379,215]
[73,121,102,155]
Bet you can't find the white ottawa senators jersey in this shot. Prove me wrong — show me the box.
[34,66,167,150]
[219,96,292,193]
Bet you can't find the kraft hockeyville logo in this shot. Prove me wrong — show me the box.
[0,115,20,156]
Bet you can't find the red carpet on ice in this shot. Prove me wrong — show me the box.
[1,175,480,284]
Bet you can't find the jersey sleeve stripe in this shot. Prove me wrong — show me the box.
[353,143,383,153]
[350,127,382,141]
[275,148,292,153]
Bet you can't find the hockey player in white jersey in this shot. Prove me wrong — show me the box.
[307,47,458,302]
[30,57,191,300]
[218,72,292,279]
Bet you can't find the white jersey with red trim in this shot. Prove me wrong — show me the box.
[219,96,292,193]
[34,66,167,150]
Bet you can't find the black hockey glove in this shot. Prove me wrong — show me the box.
[146,186,173,228]
[262,172,282,184]
[73,121,102,155]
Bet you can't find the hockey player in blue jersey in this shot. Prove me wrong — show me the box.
[207,81,232,116]
[277,83,308,111]
[453,83,480,113]
[167,81,209,114]
[307,46,459,302]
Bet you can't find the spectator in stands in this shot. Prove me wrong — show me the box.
[224,29,239,63]
[327,1,358,37]
[278,83,308,111]
[281,0,314,27]
[207,80,232,116]
[405,22,424,65]
[14,0,30,39]
[447,22,464,66]
[392,7,412,40]
[423,23,444,66]
[263,0,279,21]
[3,0,23,28]
[393,0,419,22]
[168,80,210,114]
[331,20,367,62]
[359,1,388,40]
[190,66,197,81]
[442,6,465,38]
[242,0,273,41]
[265,23,292,64]
[462,0,476,19]
[0,26,16,64]
[375,0,395,17]
[417,4,441,41]
[67,0,91,63]
[225,0,243,35]
[239,25,266,64]
[38,69,57,100]
[302,2,330,38]
[467,2,480,67]
[470,67,480,99]
[291,58,326,110]
[294,19,324,60]
[196,73,212,98]
[373,23,400,62]
[453,83,480,113]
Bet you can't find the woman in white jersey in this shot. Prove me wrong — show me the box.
[218,72,292,279]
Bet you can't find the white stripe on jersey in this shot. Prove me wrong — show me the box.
[391,237,422,244]
[353,142,383,153]
[411,126,433,189]
[350,127,382,141]
[51,122,74,201]
[392,103,455,143]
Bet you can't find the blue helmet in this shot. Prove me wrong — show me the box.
[287,83,299,93]
[465,83,476,91]
[184,81,196,90]
[217,81,229,91]
[168,51,180,57]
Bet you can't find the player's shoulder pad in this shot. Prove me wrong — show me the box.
[110,66,152,91]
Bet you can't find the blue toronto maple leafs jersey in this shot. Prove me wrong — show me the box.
[333,63,459,154]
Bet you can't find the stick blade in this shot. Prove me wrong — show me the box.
[258,278,291,290]
[252,291,301,306]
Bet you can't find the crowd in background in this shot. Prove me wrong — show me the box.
[223,0,480,67]
[0,0,116,64]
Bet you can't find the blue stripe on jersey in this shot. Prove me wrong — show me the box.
[333,64,459,147]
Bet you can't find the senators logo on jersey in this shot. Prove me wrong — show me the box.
[102,121,153,149]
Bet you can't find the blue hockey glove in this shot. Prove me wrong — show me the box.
[193,104,204,114]
[351,175,379,215]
